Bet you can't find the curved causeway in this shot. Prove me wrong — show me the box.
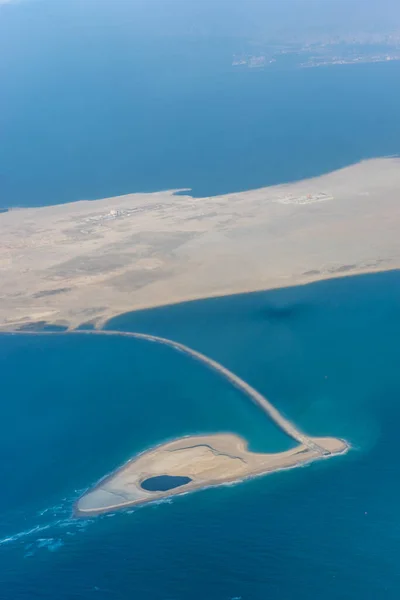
[3,329,349,514]
[116,332,325,452]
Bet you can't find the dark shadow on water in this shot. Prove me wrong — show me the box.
[105,270,400,336]
[258,301,311,320]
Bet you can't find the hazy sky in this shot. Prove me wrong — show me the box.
[69,0,400,39]
[2,0,400,40]
[1,0,400,68]
[130,0,400,35]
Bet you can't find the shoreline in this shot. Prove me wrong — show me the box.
[1,157,399,331]
[97,264,399,330]
[74,434,350,517]
[0,266,397,334]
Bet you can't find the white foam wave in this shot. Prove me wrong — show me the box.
[37,537,64,552]
[1,497,92,551]
[0,521,59,546]
[150,497,173,506]
[23,537,65,558]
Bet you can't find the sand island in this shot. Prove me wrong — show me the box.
[1,158,400,331]
[75,434,348,516]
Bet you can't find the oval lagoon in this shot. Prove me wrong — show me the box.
[141,475,192,492]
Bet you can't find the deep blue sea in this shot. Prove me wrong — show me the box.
[1,271,400,599]
[1,0,400,208]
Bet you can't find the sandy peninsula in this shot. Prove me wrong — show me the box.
[75,433,348,516]
[1,157,400,330]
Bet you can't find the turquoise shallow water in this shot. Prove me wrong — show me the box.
[1,271,400,599]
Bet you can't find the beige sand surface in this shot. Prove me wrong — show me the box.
[1,158,400,330]
[75,434,348,516]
